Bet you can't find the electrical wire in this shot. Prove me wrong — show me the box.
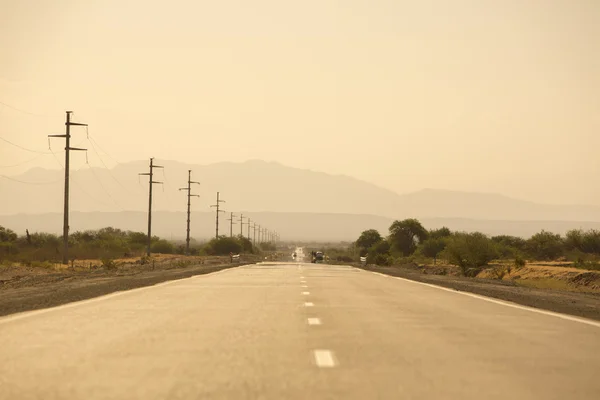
[0,135,54,154]
[0,152,46,168]
[0,101,52,118]
[86,136,141,195]
[84,163,125,211]
[0,174,62,185]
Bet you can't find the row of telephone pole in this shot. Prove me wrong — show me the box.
[139,165,280,257]
[226,211,278,244]
[51,110,280,263]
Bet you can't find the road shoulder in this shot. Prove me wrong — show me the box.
[356,264,600,321]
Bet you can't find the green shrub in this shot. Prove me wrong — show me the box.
[444,232,498,277]
[526,230,564,260]
[204,237,242,256]
[151,239,175,254]
[514,256,526,269]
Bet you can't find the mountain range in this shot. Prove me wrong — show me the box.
[1,159,600,240]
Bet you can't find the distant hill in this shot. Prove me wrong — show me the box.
[2,159,600,222]
[2,211,600,241]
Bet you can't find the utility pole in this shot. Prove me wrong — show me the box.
[138,158,163,256]
[247,218,252,239]
[239,213,246,237]
[210,192,225,239]
[253,223,258,246]
[178,170,200,255]
[227,212,236,237]
[48,111,87,264]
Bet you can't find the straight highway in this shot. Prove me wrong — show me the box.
[1,260,599,399]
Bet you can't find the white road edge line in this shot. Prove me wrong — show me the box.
[0,263,251,325]
[313,350,337,367]
[307,317,322,325]
[362,268,600,328]
[304,302,314,307]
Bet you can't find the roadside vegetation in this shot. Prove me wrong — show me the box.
[0,225,277,267]
[304,219,600,293]
[346,219,600,273]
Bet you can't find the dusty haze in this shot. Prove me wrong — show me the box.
[1,0,599,207]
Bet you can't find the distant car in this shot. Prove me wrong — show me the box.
[313,251,324,263]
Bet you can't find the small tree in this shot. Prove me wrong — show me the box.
[444,232,498,277]
[204,236,242,255]
[419,237,446,265]
[366,240,391,265]
[388,219,428,256]
[429,227,452,239]
[526,230,563,260]
[356,229,383,250]
[0,226,17,243]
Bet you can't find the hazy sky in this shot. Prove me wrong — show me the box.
[1,0,599,205]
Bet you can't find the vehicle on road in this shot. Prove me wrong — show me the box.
[312,251,324,263]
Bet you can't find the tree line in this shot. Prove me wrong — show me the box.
[354,219,600,275]
[0,225,278,264]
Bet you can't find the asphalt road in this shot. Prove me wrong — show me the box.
[1,262,599,399]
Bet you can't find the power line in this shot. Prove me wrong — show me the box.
[0,135,54,154]
[86,136,139,195]
[0,100,51,118]
[0,174,62,185]
[84,163,125,211]
[0,152,46,168]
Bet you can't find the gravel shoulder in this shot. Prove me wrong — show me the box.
[357,264,600,321]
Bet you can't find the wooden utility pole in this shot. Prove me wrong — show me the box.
[138,158,163,256]
[178,170,200,255]
[239,213,246,237]
[247,218,251,239]
[210,192,225,239]
[48,111,87,264]
[227,212,236,237]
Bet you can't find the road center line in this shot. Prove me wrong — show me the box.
[307,317,321,325]
[302,291,310,295]
[304,302,314,307]
[313,350,337,367]
[301,285,308,288]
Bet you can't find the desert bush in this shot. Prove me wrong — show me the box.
[151,239,175,254]
[444,232,498,277]
[514,256,526,269]
[526,230,564,260]
[101,258,117,271]
[204,236,243,256]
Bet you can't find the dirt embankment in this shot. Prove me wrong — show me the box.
[0,254,261,317]
[356,263,600,321]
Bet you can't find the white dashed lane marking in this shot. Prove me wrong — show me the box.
[307,318,321,326]
[304,302,314,307]
[313,350,337,367]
